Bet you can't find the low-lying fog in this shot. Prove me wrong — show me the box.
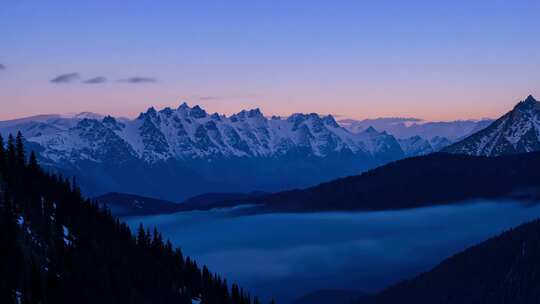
[125,201,540,303]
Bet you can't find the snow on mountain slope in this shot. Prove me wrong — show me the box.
[444,95,540,156]
[429,136,453,151]
[398,135,453,156]
[398,136,434,156]
[16,103,404,165]
[0,112,107,139]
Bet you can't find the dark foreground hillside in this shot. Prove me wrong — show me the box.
[362,217,540,303]
[0,133,267,304]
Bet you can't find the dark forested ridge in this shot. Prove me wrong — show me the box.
[235,151,540,212]
[94,191,269,216]
[359,217,540,304]
[176,191,268,211]
[94,192,181,216]
[0,132,269,304]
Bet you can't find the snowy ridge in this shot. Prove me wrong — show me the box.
[398,135,453,156]
[339,117,493,140]
[398,136,434,156]
[444,95,540,156]
[4,102,405,164]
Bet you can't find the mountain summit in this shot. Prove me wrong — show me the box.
[444,95,540,156]
[523,94,537,103]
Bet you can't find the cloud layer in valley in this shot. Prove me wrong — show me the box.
[126,201,540,303]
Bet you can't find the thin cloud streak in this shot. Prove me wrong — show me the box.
[51,73,80,83]
[84,76,107,84]
[0,64,6,70]
[120,77,157,83]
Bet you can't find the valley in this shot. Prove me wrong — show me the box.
[125,201,540,303]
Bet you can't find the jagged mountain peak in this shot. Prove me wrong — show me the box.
[146,106,157,114]
[177,101,190,110]
[364,126,378,133]
[514,94,539,111]
[231,108,265,121]
[138,103,212,121]
[137,106,158,120]
[247,108,264,118]
[159,107,174,116]
[322,115,339,128]
[444,95,540,156]
[102,115,124,131]
[287,113,322,124]
[210,112,222,120]
[524,94,537,103]
[190,105,207,118]
[102,115,116,124]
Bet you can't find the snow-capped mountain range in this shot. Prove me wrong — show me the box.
[17,95,540,200]
[444,95,540,156]
[1,103,416,200]
[11,103,404,164]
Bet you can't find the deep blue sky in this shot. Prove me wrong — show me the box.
[1,0,539,120]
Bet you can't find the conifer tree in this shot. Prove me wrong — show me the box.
[165,239,173,255]
[231,284,240,303]
[15,132,25,167]
[0,134,5,171]
[137,223,149,247]
[28,152,38,171]
[6,135,15,167]
[151,227,163,252]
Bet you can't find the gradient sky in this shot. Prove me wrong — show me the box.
[1,0,539,121]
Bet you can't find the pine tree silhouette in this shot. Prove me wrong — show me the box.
[15,132,25,167]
